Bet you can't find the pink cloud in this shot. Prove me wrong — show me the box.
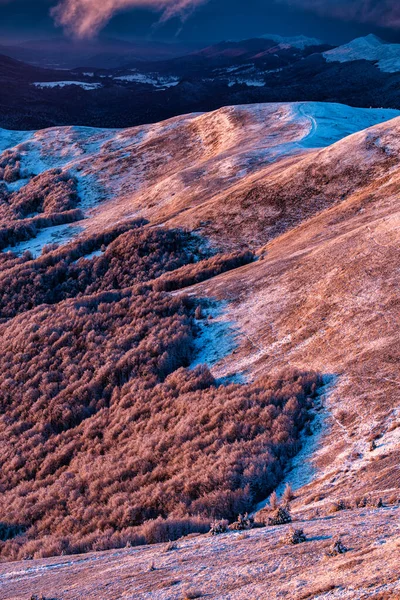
[51,0,207,38]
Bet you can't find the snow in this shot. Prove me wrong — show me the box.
[228,79,264,87]
[4,177,30,193]
[2,223,84,257]
[190,302,244,384]
[324,34,400,73]
[261,33,323,49]
[214,64,267,87]
[76,248,104,262]
[292,102,400,149]
[228,78,265,87]
[114,72,179,89]
[255,375,337,512]
[0,129,31,154]
[33,81,102,90]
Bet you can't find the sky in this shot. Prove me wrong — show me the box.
[1,0,400,45]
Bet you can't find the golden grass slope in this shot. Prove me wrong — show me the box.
[2,102,399,254]
[188,115,400,503]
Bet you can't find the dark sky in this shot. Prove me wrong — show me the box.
[1,0,400,45]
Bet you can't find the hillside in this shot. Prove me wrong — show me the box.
[1,102,398,255]
[0,102,400,597]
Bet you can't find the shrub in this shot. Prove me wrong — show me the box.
[354,495,383,509]
[0,221,321,561]
[164,540,178,552]
[229,513,254,531]
[8,169,79,218]
[209,520,229,535]
[328,500,348,513]
[269,491,279,511]
[282,483,295,504]
[268,507,292,526]
[0,209,84,252]
[282,527,306,545]
[153,250,254,292]
[194,305,203,320]
[325,537,347,557]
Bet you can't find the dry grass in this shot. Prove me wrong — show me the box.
[1,507,399,599]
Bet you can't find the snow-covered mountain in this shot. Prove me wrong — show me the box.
[4,33,400,131]
[324,34,400,73]
[262,33,323,49]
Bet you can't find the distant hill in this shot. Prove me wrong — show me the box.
[324,34,400,73]
[0,37,197,69]
[2,34,400,130]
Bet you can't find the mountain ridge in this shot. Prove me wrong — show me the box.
[324,33,400,73]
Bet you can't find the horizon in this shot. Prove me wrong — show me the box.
[1,29,400,50]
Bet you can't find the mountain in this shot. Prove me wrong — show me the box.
[0,37,197,69]
[0,104,400,600]
[3,33,400,131]
[0,53,61,82]
[172,35,330,67]
[1,102,397,255]
[324,34,400,73]
[261,33,323,48]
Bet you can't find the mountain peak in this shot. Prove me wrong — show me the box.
[260,34,323,49]
[349,33,384,47]
[324,33,400,73]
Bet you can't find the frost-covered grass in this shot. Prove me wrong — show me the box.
[190,301,244,383]
[1,506,399,599]
[1,101,399,258]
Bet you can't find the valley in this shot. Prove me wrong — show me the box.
[3,35,400,130]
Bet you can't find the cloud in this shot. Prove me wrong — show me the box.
[280,0,400,30]
[4,0,400,39]
[51,0,207,38]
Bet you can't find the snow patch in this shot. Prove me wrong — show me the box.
[228,78,265,87]
[33,81,102,90]
[324,34,400,73]
[114,72,179,89]
[255,375,337,512]
[3,223,84,258]
[191,302,244,383]
[261,34,323,49]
